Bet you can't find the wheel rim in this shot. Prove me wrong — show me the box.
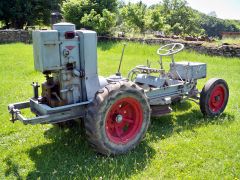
[209,85,226,112]
[105,97,143,144]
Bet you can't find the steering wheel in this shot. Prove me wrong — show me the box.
[157,43,184,56]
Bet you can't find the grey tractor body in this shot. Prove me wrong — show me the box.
[8,22,208,124]
[8,22,229,155]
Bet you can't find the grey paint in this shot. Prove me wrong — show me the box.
[32,30,61,72]
[170,61,207,80]
[8,23,207,125]
[32,24,102,104]
[76,30,101,101]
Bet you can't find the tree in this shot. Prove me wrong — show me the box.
[62,0,118,33]
[191,10,240,37]
[81,9,116,35]
[200,15,240,37]
[120,2,147,33]
[161,0,204,35]
[208,11,217,18]
[145,6,164,32]
[0,0,62,29]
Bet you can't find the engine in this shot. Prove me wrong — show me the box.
[32,22,103,107]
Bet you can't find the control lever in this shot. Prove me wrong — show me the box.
[116,43,127,76]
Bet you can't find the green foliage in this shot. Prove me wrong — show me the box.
[117,0,205,36]
[161,0,204,35]
[230,20,240,29]
[162,24,172,35]
[116,0,240,37]
[62,0,117,34]
[0,0,239,36]
[199,14,240,37]
[81,9,116,35]
[120,2,147,33]
[0,0,62,29]
[62,0,95,29]
[145,7,164,32]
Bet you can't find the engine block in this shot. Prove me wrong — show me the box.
[32,22,102,106]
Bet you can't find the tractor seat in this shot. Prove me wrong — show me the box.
[135,74,167,88]
[135,65,165,74]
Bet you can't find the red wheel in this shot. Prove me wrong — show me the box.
[208,85,225,112]
[200,78,229,117]
[106,97,143,144]
[85,81,150,155]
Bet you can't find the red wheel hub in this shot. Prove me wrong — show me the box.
[105,97,143,144]
[209,85,226,112]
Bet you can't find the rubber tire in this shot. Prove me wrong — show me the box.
[84,81,151,155]
[200,78,229,117]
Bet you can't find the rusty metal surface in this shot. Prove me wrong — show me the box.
[41,76,65,107]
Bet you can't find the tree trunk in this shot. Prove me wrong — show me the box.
[14,19,25,29]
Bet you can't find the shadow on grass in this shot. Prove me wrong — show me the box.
[148,102,235,142]
[9,102,233,179]
[25,123,155,179]
[98,41,118,51]
[4,157,22,180]
[171,101,192,112]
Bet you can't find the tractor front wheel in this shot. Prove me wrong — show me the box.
[84,81,151,155]
[200,78,229,117]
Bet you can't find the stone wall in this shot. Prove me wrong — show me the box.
[0,31,239,58]
[0,30,32,43]
[98,36,240,58]
[187,44,240,57]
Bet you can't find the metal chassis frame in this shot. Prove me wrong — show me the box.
[8,80,199,125]
[146,81,198,105]
[8,98,90,125]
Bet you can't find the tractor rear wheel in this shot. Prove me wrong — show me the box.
[84,81,151,155]
[200,78,229,117]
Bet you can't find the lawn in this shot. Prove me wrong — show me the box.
[0,42,240,179]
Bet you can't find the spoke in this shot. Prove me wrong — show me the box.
[115,126,123,138]
[107,122,115,129]
[116,121,126,128]
[171,43,177,50]
[123,117,134,123]
[219,94,223,100]
[212,98,216,103]
[120,103,131,113]
[160,48,169,52]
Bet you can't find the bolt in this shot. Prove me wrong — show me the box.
[215,95,220,102]
[116,115,123,123]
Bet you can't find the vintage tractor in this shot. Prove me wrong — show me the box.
[8,23,229,155]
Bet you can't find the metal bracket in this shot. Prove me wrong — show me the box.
[79,70,85,78]
[7,99,90,125]
[8,102,30,123]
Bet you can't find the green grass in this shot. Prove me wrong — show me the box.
[0,42,240,179]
